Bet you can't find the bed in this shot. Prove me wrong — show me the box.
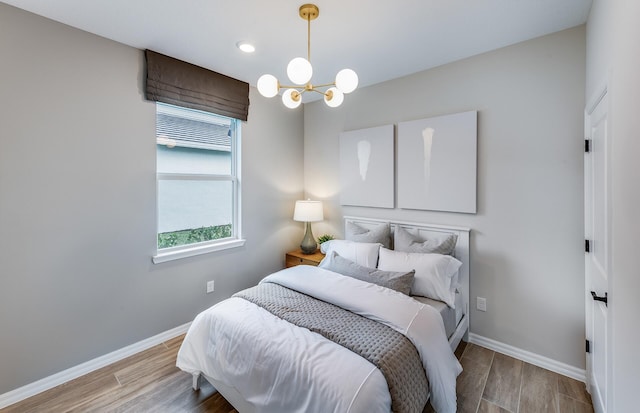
[177,217,471,413]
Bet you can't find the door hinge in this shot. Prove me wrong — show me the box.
[591,291,608,306]
[586,339,591,353]
[585,139,591,153]
[585,239,591,253]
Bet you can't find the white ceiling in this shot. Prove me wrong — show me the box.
[3,0,592,102]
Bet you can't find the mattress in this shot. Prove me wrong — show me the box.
[412,292,463,339]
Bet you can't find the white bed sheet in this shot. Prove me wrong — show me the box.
[177,266,462,413]
[178,296,390,412]
[413,292,464,338]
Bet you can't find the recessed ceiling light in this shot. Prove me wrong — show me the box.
[236,41,255,53]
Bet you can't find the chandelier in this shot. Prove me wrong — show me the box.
[256,4,358,109]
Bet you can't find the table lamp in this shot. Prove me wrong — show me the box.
[293,200,324,254]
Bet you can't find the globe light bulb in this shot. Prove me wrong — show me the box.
[324,87,344,108]
[287,57,313,85]
[282,88,302,109]
[257,74,279,98]
[335,69,358,94]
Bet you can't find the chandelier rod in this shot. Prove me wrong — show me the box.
[307,10,311,63]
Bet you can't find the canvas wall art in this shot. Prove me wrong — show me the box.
[339,124,394,208]
[397,111,477,213]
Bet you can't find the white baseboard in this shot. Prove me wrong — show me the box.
[468,333,587,383]
[0,322,191,409]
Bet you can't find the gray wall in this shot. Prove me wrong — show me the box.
[0,4,304,394]
[587,1,640,411]
[585,0,611,99]
[304,26,587,368]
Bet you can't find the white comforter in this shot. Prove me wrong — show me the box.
[177,266,462,413]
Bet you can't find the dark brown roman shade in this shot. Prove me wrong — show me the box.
[145,50,249,121]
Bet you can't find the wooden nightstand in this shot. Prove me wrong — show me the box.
[285,249,325,268]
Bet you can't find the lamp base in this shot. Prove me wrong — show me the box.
[300,222,317,254]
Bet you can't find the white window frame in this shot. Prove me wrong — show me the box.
[152,105,244,264]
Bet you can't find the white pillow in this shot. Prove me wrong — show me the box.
[377,247,462,308]
[320,240,381,268]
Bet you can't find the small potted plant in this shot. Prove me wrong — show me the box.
[317,234,335,245]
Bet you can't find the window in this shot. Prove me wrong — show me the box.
[152,103,243,263]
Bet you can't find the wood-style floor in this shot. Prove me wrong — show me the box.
[1,336,593,413]
[443,343,593,413]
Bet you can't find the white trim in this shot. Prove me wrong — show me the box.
[153,238,246,264]
[586,82,608,116]
[589,371,605,413]
[232,121,242,244]
[0,323,191,409]
[468,333,587,383]
[343,215,471,232]
[157,173,236,181]
[156,138,231,152]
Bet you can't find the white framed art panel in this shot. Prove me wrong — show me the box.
[397,111,477,213]
[340,124,394,208]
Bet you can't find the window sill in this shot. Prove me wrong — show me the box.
[152,238,246,264]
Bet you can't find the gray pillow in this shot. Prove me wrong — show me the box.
[394,226,458,255]
[345,221,391,249]
[321,251,415,295]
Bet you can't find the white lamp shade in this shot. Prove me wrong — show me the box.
[324,87,344,108]
[257,74,279,98]
[282,88,302,109]
[293,200,323,222]
[335,69,358,94]
[287,57,313,85]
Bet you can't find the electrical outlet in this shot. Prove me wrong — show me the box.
[477,297,487,312]
[206,280,215,294]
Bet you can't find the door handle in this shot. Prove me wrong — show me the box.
[591,291,608,306]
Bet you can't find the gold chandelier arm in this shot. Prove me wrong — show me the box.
[312,82,336,88]
[309,88,328,96]
[278,84,304,90]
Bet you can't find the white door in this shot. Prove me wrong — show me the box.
[585,89,610,413]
